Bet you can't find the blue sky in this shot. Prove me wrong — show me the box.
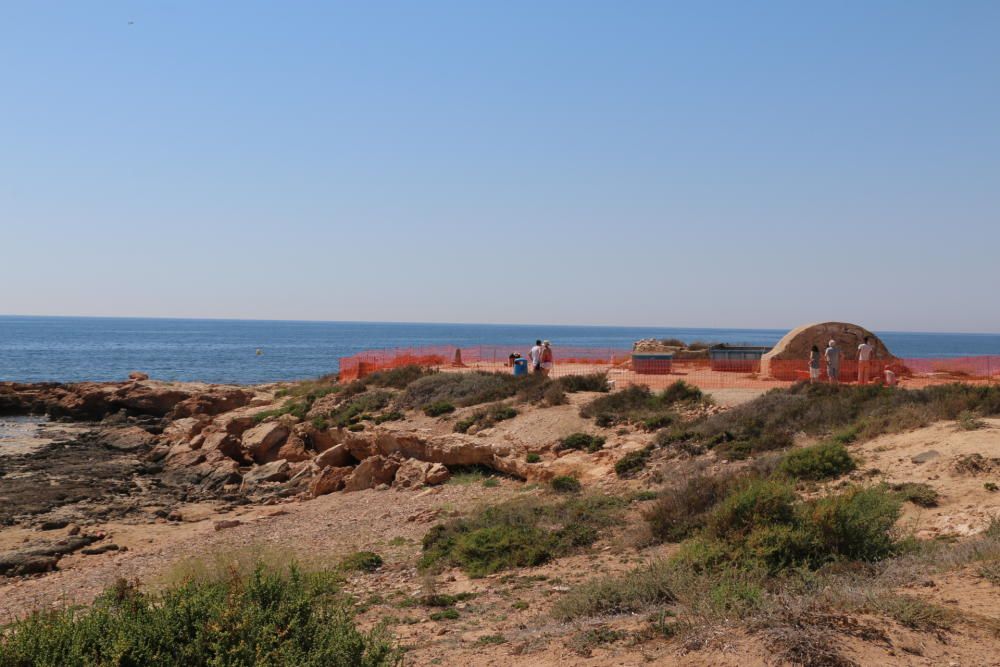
[2,1,998,332]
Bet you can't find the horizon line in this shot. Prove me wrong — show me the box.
[1,313,998,338]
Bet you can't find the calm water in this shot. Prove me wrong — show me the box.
[1,316,998,385]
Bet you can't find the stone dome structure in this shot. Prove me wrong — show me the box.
[760,322,895,380]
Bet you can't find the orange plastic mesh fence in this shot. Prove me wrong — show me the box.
[338,346,999,391]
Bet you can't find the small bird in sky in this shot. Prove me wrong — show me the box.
[128,21,134,26]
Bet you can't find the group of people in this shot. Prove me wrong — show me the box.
[509,340,555,375]
[808,336,896,386]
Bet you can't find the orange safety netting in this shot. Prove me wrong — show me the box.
[338,346,1000,392]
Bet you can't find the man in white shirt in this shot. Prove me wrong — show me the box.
[529,340,543,373]
[857,336,875,384]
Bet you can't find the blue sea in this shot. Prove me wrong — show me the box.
[1,316,998,385]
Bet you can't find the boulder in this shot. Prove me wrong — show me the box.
[344,456,400,492]
[294,422,340,452]
[200,430,245,461]
[242,423,290,464]
[109,383,190,417]
[343,434,379,461]
[161,417,208,444]
[309,466,354,497]
[243,460,290,485]
[306,392,343,420]
[100,425,157,452]
[315,443,353,469]
[394,459,451,489]
[169,388,254,419]
[128,371,150,381]
[276,433,312,463]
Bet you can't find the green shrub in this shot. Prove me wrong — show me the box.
[777,441,856,480]
[429,609,460,621]
[551,476,582,493]
[526,453,541,463]
[325,390,395,428]
[452,403,518,433]
[373,411,404,424]
[400,371,550,410]
[557,373,609,393]
[614,449,651,478]
[708,478,798,540]
[423,401,456,417]
[580,383,697,429]
[552,560,677,620]
[801,486,901,562]
[339,551,383,573]
[660,380,703,404]
[891,482,940,507]
[646,472,740,542]
[557,433,605,453]
[958,410,986,431]
[0,564,399,666]
[542,383,568,406]
[419,496,620,577]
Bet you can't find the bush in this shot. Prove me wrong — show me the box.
[419,496,620,577]
[452,403,519,433]
[339,551,383,572]
[777,441,856,481]
[708,478,798,541]
[552,560,678,620]
[542,383,568,406]
[551,476,582,493]
[646,472,740,542]
[0,564,400,666]
[557,433,605,453]
[324,390,395,428]
[800,486,901,562]
[580,383,701,429]
[891,482,939,507]
[423,401,455,417]
[526,453,541,463]
[557,373,610,393]
[615,449,651,478]
[660,381,703,404]
[400,371,560,411]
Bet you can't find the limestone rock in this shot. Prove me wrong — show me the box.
[344,456,400,492]
[242,423,290,464]
[394,459,451,489]
[243,460,290,485]
[276,433,312,463]
[309,466,354,497]
[315,443,353,469]
[128,371,150,381]
[100,425,157,452]
[200,430,244,461]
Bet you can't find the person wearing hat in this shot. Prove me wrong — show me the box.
[540,340,554,376]
[824,339,840,384]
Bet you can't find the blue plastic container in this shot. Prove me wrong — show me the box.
[512,358,528,376]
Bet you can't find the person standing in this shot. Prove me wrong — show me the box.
[857,336,875,384]
[809,345,821,383]
[825,339,840,384]
[540,340,554,376]
[530,340,543,373]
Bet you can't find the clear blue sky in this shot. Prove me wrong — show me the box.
[2,1,998,332]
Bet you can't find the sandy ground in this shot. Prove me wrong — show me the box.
[853,418,1000,538]
[3,401,1000,664]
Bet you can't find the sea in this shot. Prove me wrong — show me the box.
[1,316,999,385]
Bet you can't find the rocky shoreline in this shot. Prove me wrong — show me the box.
[0,376,556,580]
